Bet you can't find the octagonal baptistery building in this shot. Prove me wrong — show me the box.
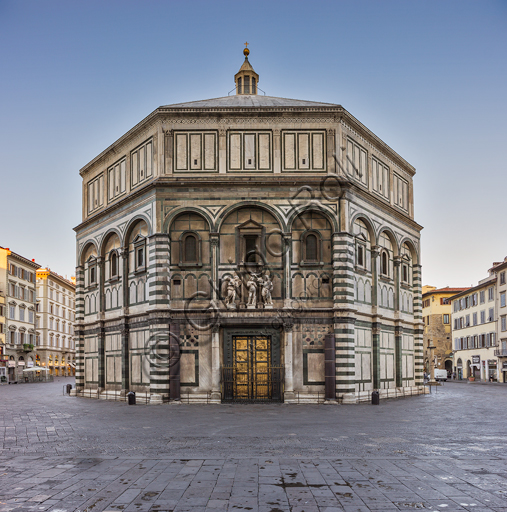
[74,49,424,404]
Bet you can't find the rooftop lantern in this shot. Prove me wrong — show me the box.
[235,42,259,95]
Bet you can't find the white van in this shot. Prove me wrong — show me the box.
[434,369,448,381]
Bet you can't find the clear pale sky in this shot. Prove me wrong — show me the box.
[1,0,505,287]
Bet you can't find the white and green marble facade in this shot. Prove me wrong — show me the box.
[74,94,424,403]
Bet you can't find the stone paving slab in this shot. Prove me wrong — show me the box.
[1,456,507,512]
[1,380,507,511]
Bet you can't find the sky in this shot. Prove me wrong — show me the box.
[0,0,506,287]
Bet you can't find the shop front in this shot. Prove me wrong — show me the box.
[471,355,481,380]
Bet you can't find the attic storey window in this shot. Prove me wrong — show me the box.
[179,232,202,267]
[301,231,322,265]
[88,257,97,286]
[133,236,147,272]
[109,251,118,279]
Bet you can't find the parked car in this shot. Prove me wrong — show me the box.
[434,369,447,382]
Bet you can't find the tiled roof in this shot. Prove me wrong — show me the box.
[162,95,340,109]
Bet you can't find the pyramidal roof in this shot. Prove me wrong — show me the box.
[161,95,341,109]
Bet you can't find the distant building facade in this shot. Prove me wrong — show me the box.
[36,269,76,376]
[422,286,469,376]
[74,49,424,403]
[0,294,5,382]
[0,246,39,381]
[451,272,498,381]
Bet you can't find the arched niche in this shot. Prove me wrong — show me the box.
[219,207,282,267]
[169,212,210,267]
[291,211,332,267]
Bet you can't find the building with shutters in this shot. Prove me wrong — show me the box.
[0,246,39,382]
[74,47,424,403]
[35,269,76,376]
[451,257,507,382]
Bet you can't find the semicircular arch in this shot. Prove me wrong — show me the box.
[377,227,400,257]
[350,213,376,242]
[287,204,338,233]
[78,240,99,266]
[124,215,152,248]
[215,202,286,232]
[399,237,420,265]
[99,228,124,257]
[164,207,213,233]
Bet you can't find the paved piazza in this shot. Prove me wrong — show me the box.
[1,380,507,512]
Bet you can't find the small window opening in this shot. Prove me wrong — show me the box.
[322,278,330,284]
[110,252,118,277]
[357,245,364,267]
[302,158,306,165]
[136,247,144,268]
[381,252,388,276]
[89,266,96,285]
[248,159,252,165]
[194,159,198,165]
[306,234,318,262]
[245,235,258,263]
[184,235,197,263]
[402,264,408,282]
[173,279,181,286]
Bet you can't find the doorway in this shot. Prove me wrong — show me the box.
[222,329,283,402]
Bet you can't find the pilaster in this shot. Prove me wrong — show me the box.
[147,233,170,309]
[283,233,292,307]
[273,129,281,173]
[413,263,424,385]
[284,321,295,401]
[210,323,221,402]
[75,265,85,391]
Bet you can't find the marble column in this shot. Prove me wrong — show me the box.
[284,322,295,402]
[211,323,221,402]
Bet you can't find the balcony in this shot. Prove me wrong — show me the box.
[23,343,34,352]
[494,348,507,357]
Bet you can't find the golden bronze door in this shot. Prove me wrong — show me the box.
[222,335,283,402]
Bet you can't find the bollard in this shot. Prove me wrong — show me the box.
[127,391,136,405]
[371,390,380,405]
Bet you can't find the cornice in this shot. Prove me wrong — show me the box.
[74,174,422,234]
[8,252,41,270]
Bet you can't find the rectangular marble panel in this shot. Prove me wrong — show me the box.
[298,133,310,169]
[362,352,371,380]
[307,352,324,382]
[204,133,216,170]
[120,161,126,193]
[139,145,146,179]
[180,352,196,384]
[284,133,296,169]
[244,133,256,169]
[190,133,202,170]
[146,142,152,177]
[106,356,115,383]
[176,133,188,170]
[312,133,324,169]
[132,355,141,384]
[258,133,270,169]
[132,152,139,185]
[229,133,241,169]
[108,168,114,200]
